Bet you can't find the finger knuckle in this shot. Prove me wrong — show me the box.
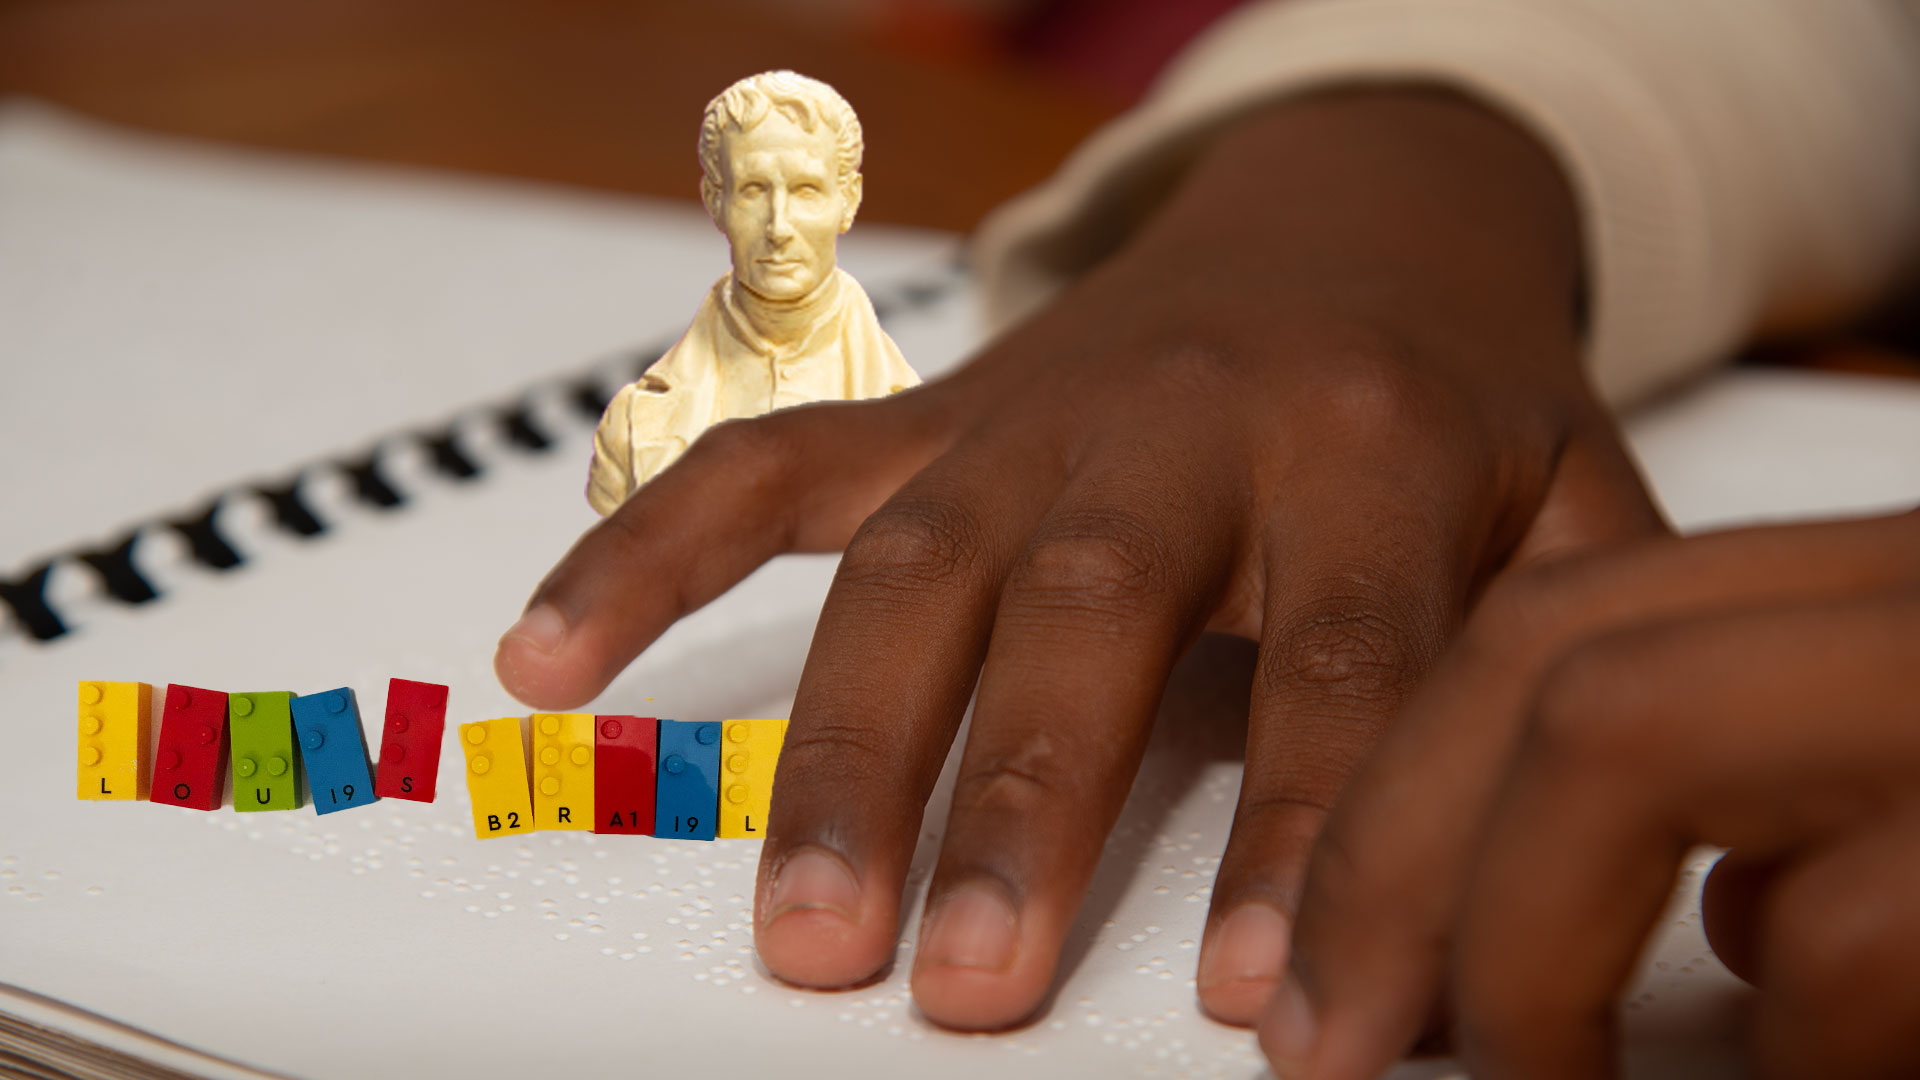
[594,504,712,615]
[1764,868,1912,1014]
[1463,552,1627,659]
[1755,875,1920,1076]
[1139,337,1255,395]
[1523,632,1680,783]
[1007,510,1176,618]
[683,413,799,493]
[838,497,987,594]
[1462,570,1559,656]
[598,497,653,551]
[1241,732,1376,819]
[1260,571,1437,708]
[952,728,1081,818]
[777,719,897,786]
[1298,333,1441,448]
[1236,788,1339,831]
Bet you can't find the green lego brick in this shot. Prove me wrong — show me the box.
[230,691,299,811]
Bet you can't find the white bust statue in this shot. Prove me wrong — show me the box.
[587,70,920,515]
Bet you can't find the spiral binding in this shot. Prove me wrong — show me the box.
[1,265,964,646]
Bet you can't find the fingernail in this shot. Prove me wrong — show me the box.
[1199,903,1290,989]
[919,882,1019,972]
[765,847,861,923]
[502,604,567,655]
[1261,976,1319,1074]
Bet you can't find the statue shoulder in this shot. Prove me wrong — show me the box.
[833,267,880,311]
[830,269,920,392]
[634,277,732,394]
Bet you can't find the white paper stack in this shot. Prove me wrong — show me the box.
[3,102,1917,1080]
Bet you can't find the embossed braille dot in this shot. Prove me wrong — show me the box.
[539,716,561,736]
[326,693,346,713]
[237,757,258,778]
[197,724,216,745]
[267,756,289,777]
[726,754,747,774]
[389,713,409,734]
[471,755,492,775]
[233,696,254,718]
[80,716,101,735]
[726,785,747,805]
[540,777,561,796]
[695,724,718,746]
[465,726,487,745]
[174,688,193,708]
[540,747,561,766]
[80,746,101,767]
[600,719,622,739]
[302,730,325,751]
[664,755,686,775]
[727,724,748,744]
[80,683,103,705]
[387,746,406,765]
[161,750,182,771]
[570,746,591,766]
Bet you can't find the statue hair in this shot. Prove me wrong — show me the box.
[698,71,864,225]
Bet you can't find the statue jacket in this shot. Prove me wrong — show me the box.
[588,267,918,515]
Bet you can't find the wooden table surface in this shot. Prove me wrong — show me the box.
[0,0,1120,232]
[4,0,1913,375]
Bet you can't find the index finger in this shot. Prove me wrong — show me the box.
[495,391,952,709]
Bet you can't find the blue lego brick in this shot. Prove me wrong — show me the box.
[654,719,720,841]
[290,687,379,815]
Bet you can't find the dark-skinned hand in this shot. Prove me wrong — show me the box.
[495,89,1665,1031]
[1265,509,1920,1080]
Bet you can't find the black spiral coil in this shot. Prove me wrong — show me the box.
[1,266,963,648]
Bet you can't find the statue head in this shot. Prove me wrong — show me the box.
[698,71,865,303]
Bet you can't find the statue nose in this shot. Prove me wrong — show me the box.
[765,190,796,242]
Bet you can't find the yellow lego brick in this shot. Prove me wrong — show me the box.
[531,712,594,831]
[460,717,533,839]
[77,681,150,801]
[717,718,787,839]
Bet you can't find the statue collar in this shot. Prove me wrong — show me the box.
[720,269,850,360]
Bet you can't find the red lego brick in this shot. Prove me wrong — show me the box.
[374,678,448,802]
[151,684,229,811]
[593,715,657,835]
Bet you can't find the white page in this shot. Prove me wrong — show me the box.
[4,104,1917,1080]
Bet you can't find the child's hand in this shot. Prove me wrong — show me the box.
[1265,510,1920,1080]
[495,90,1663,1029]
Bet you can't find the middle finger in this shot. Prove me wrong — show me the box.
[754,427,1065,989]
[911,433,1243,1030]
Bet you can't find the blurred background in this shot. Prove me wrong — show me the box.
[0,0,1265,232]
[2,0,1914,369]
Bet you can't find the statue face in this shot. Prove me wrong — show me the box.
[717,110,852,302]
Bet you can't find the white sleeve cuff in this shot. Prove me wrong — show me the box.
[971,0,1920,406]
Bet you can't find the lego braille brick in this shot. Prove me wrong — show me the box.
[531,712,593,831]
[375,678,448,802]
[76,681,150,801]
[151,684,228,811]
[655,719,720,841]
[718,718,788,839]
[460,717,533,839]
[230,691,299,811]
[291,687,378,816]
[592,716,657,835]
